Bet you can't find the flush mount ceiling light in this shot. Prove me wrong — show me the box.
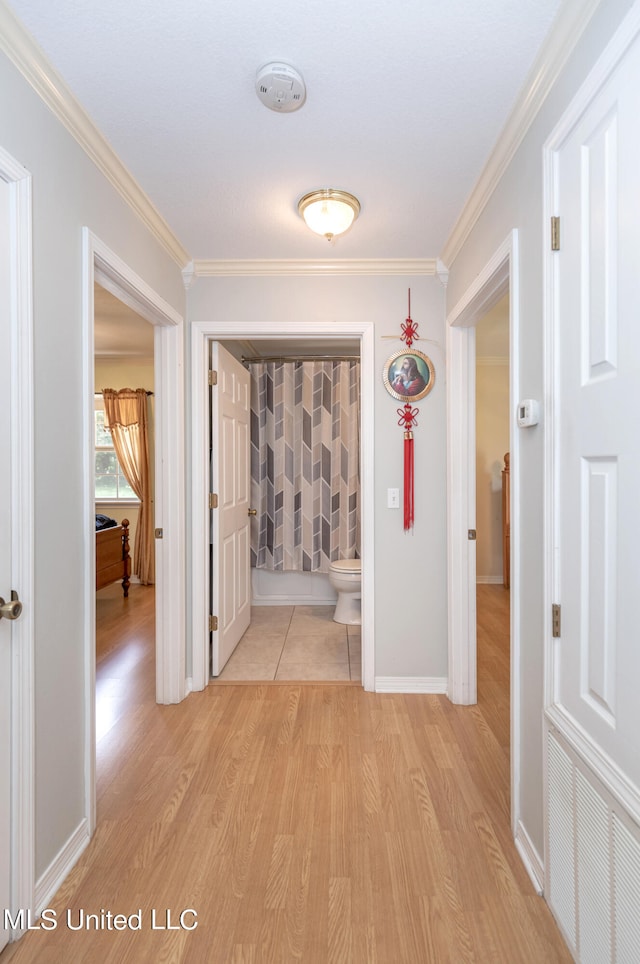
[298,189,360,241]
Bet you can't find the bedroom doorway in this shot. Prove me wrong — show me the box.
[446,229,520,842]
[93,283,156,740]
[82,229,185,837]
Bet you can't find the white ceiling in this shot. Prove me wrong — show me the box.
[7,0,563,262]
[94,284,155,357]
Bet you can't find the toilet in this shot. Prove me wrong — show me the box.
[328,559,362,625]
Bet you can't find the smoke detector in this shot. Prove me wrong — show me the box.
[256,62,306,113]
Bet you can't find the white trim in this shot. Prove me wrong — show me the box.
[0,5,189,269]
[445,321,477,705]
[1,146,35,941]
[441,0,602,267]
[34,821,90,915]
[446,231,521,840]
[82,231,186,835]
[476,575,504,585]
[184,258,437,283]
[191,320,376,693]
[153,318,186,704]
[514,820,544,895]
[375,677,447,694]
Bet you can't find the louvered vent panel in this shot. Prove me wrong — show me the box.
[547,730,577,949]
[612,815,640,964]
[576,769,611,964]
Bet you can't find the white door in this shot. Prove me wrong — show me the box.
[547,25,640,957]
[209,343,251,675]
[0,170,12,957]
[552,35,640,794]
[0,170,27,951]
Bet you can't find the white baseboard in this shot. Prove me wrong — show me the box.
[476,575,504,585]
[514,819,544,895]
[375,676,448,694]
[35,819,91,914]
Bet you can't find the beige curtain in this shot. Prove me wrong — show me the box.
[102,388,154,585]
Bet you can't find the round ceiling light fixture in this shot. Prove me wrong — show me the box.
[298,189,361,241]
[255,62,306,112]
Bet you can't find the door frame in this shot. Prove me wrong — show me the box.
[82,230,186,834]
[446,230,521,830]
[191,319,376,692]
[1,146,35,939]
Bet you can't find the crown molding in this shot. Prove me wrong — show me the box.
[183,258,438,285]
[0,2,190,269]
[440,0,602,267]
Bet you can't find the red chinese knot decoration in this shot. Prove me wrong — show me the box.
[382,290,435,532]
[400,290,419,348]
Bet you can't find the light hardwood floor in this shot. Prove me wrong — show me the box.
[2,583,571,963]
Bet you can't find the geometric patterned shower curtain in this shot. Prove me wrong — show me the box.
[249,360,360,572]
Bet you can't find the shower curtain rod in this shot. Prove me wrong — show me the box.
[242,354,360,364]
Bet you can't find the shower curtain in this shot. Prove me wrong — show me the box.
[249,360,360,572]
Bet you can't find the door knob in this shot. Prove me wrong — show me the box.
[0,590,22,621]
[248,508,257,516]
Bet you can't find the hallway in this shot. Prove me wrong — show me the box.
[1,585,570,963]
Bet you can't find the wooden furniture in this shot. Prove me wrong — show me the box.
[96,518,130,597]
[502,453,510,589]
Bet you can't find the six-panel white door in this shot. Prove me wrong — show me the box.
[552,35,640,792]
[209,343,251,676]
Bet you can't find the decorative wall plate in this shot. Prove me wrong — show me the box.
[382,348,435,403]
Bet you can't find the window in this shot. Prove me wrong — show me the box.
[94,399,138,501]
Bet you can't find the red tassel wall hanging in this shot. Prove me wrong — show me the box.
[382,289,436,531]
[398,403,418,530]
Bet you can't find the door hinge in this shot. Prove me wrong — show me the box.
[551,216,560,251]
[208,369,217,386]
[209,615,218,632]
[552,604,561,638]
[468,529,477,541]
[209,493,218,509]
[154,527,163,539]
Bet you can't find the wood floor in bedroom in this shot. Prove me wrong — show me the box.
[1,584,572,963]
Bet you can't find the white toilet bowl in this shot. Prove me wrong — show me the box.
[328,559,362,625]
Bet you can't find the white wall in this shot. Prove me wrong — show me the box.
[187,274,448,680]
[475,361,509,583]
[445,0,635,859]
[0,51,185,880]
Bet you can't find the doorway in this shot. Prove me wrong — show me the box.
[94,284,156,739]
[446,230,522,839]
[82,229,186,836]
[475,294,511,774]
[191,319,376,692]
[210,338,362,683]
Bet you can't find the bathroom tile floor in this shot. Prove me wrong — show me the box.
[214,605,361,682]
